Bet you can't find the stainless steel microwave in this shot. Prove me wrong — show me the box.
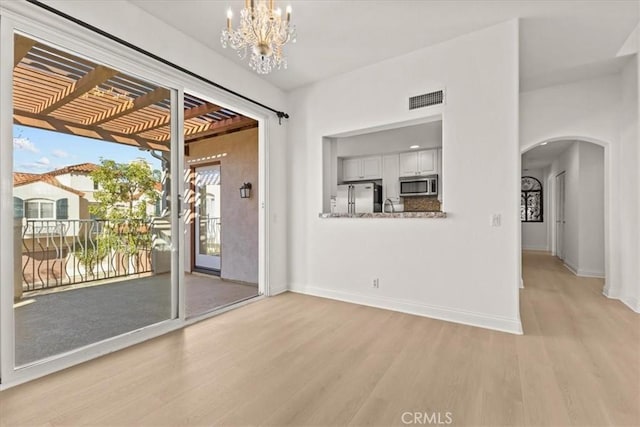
[399,175,438,197]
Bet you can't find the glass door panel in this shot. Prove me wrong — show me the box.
[11,34,176,367]
[194,164,221,271]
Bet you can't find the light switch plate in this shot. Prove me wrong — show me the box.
[491,213,502,227]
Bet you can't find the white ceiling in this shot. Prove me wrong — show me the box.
[522,140,574,170]
[130,0,639,92]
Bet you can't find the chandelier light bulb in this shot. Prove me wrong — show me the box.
[221,0,296,74]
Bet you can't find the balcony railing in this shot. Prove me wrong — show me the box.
[199,216,221,256]
[21,219,154,292]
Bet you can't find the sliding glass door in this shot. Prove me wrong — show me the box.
[0,3,267,386]
[1,27,182,377]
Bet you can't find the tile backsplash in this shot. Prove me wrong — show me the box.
[403,196,441,212]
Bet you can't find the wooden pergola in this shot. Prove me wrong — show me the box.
[13,34,257,153]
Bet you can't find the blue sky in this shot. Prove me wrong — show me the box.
[13,125,161,173]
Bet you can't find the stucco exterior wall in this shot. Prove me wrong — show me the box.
[186,128,259,284]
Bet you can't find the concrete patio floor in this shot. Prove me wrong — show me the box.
[14,274,258,366]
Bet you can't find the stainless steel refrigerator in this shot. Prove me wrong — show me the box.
[336,183,382,214]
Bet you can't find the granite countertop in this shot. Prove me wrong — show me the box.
[319,211,447,219]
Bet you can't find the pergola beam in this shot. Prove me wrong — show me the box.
[14,35,36,68]
[186,123,258,144]
[184,117,258,142]
[184,103,225,120]
[179,116,248,139]
[84,87,170,126]
[126,102,223,135]
[14,110,169,152]
[35,65,119,115]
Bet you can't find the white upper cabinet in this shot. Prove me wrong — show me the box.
[341,156,382,181]
[418,149,437,175]
[399,149,438,177]
[361,156,382,179]
[342,158,362,182]
[399,152,419,177]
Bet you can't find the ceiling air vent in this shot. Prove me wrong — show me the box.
[409,90,444,110]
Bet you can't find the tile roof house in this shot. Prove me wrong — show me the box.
[12,163,99,223]
[13,162,162,224]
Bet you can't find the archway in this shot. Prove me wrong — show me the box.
[519,136,611,296]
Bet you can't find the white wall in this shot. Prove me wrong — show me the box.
[287,21,522,334]
[520,75,620,147]
[544,142,604,277]
[578,143,605,276]
[521,168,548,251]
[11,0,290,294]
[56,173,96,202]
[551,143,580,270]
[520,67,639,312]
[618,56,640,310]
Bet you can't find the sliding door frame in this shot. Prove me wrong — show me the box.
[182,85,268,301]
[0,15,184,387]
[0,1,271,389]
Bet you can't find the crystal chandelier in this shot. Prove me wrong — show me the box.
[221,0,296,75]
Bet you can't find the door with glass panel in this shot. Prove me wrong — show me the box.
[194,164,221,271]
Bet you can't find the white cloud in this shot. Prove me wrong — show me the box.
[20,157,51,171]
[20,163,46,171]
[13,137,39,153]
[52,149,69,158]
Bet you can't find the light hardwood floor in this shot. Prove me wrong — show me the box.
[1,251,638,426]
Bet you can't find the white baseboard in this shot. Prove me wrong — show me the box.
[269,286,288,296]
[576,268,605,278]
[563,261,604,278]
[563,260,579,276]
[620,296,640,313]
[288,284,523,335]
[603,289,640,313]
[522,246,549,252]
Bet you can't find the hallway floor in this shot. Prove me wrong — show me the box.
[2,252,638,426]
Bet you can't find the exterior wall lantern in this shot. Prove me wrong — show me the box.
[240,182,252,199]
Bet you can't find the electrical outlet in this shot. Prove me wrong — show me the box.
[372,278,379,288]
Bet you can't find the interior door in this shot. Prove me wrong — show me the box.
[555,172,566,260]
[195,164,221,271]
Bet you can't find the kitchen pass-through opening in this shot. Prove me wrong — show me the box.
[321,116,444,215]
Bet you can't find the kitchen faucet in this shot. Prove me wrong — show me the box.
[383,198,395,213]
